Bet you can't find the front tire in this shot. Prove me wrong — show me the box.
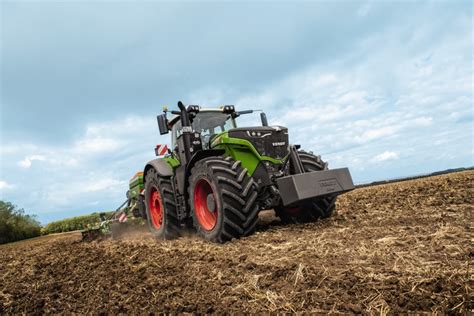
[188,156,259,243]
[275,151,337,224]
[144,169,180,239]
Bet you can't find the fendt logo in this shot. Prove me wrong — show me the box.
[272,142,286,147]
[319,179,339,193]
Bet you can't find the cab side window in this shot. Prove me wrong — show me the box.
[171,121,182,151]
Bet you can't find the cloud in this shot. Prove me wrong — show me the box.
[371,151,399,163]
[17,153,78,169]
[356,126,400,143]
[357,2,372,17]
[70,117,151,155]
[74,137,122,154]
[412,116,433,126]
[0,114,159,220]
[43,177,126,206]
[18,155,47,168]
[2,1,379,143]
[83,178,125,193]
[0,180,14,190]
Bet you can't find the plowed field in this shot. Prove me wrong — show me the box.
[1,171,472,314]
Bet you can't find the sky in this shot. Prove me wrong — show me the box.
[0,1,472,224]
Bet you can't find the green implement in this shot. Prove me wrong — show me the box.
[81,172,146,241]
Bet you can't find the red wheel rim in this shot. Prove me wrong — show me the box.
[148,186,163,229]
[194,178,218,231]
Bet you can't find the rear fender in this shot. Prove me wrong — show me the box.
[144,158,174,182]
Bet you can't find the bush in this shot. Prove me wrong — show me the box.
[0,201,42,244]
[41,212,113,235]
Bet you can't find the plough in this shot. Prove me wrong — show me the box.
[81,172,146,241]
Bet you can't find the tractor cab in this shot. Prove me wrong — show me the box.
[169,109,237,150]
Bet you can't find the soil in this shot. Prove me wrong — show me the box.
[1,171,472,314]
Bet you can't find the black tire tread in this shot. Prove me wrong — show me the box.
[189,156,259,243]
[276,151,336,224]
[144,169,180,239]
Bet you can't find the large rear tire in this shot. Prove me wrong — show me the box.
[275,151,337,224]
[188,156,259,243]
[144,169,180,239]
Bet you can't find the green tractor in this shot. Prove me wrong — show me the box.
[142,101,354,242]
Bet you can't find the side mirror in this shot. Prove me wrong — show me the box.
[260,112,269,126]
[157,114,169,135]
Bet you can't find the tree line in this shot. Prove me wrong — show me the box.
[41,212,111,235]
[0,200,41,244]
[0,200,113,244]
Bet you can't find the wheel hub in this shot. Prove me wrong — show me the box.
[206,194,216,212]
[148,187,163,229]
[194,178,218,231]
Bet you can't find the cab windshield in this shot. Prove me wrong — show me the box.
[192,112,235,135]
[193,112,235,149]
[171,111,236,149]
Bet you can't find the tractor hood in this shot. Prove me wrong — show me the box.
[227,126,289,160]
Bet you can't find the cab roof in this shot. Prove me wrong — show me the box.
[167,108,231,127]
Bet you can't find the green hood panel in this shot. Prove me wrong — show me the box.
[211,132,286,175]
[151,131,286,177]
[164,156,180,168]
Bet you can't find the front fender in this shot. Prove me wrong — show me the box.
[186,149,225,172]
[144,158,174,181]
